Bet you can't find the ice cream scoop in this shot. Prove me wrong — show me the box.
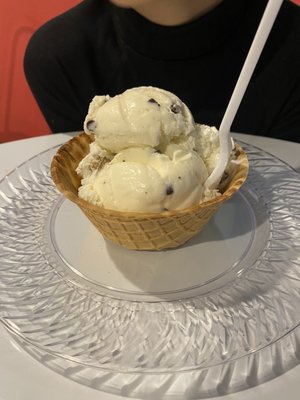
[83,86,196,153]
[78,145,208,212]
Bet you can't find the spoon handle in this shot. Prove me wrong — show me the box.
[205,0,284,189]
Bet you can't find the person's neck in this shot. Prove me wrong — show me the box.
[133,0,223,26]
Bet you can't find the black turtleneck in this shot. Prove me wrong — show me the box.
[24,0,300,142]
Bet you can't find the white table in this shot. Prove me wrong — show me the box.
[0,133,299,400]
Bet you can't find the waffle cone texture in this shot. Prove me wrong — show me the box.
[51,133,249,250]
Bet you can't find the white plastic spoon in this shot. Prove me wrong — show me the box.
[205,0,284,190]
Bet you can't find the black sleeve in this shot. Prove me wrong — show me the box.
[23,0,107,133]
[24,20,84,132]
[24,43,85,133]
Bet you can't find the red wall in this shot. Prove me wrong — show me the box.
[0,0,80,143]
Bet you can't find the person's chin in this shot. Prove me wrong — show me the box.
[109,0,150,8]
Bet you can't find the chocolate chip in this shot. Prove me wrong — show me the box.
[220,171,229,183]
[166,185,174,195]
[148,98,160,106]
[178,176,182,179]
[86,120,97,132]
[163,207,169,211]
[122,159,125,162]
[170,104,181,114]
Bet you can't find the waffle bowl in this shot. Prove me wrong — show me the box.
[51,133,249,250]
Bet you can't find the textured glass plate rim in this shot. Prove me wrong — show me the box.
[0,140,300,397]
[6,318,300,400]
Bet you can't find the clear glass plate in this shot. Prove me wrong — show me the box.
[0,142,300,398]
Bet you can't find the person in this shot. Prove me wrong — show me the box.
[24,0,300,142]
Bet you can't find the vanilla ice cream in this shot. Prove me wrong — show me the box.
[83,86,196,153]
[76,86,227,212]
[78,145,208,212]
